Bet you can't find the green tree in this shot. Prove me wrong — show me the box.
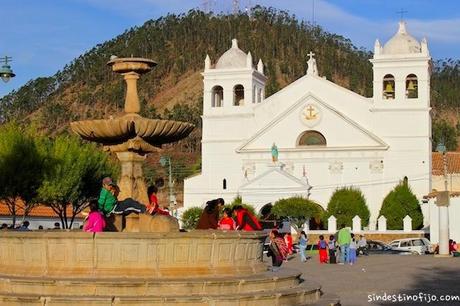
[37,135,117,229]
[379,181,423,230]
[181,207,203,230]
[326,187,370,227]
[272,196,324,228]
[432,119,457,151]
[0,123,46,226]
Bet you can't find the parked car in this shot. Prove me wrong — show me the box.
[389,238,432,255]
[366,240,413,255]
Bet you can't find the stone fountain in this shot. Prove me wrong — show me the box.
[70,57,194,232]
[70,57,193,209]
[0,57,339,305]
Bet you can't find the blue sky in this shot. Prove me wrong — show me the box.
[1,0,459,97]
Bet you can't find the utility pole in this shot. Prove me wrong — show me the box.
[233,0,239,14]
[160,156,175,215]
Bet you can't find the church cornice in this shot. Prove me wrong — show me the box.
[237,92,389,153]
[370,106,431,112]
[238,145,388,153]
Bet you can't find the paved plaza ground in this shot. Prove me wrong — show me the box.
[280,254,460,306]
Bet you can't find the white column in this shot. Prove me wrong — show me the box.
[352,215,361,233]
[439,205,450,255]
[378,216,387,232]
[328,215,337,233]
[403,215,412,232]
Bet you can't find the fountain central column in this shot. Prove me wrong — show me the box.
[116,151,149,205]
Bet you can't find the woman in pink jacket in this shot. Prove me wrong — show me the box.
[84,200,106,232]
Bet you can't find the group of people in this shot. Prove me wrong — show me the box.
[315,225,367,265]
[0,221,62,231]
[84,177,168,233]
[195,198,262,231]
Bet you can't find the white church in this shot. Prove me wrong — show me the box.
[184,21,431,230]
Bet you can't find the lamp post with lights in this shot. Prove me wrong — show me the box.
[0,56,15,83]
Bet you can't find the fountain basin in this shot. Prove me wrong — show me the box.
[70,116,194,150]
[0,231,266,278]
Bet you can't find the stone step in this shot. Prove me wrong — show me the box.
[0,268,303,297]
[310,293,341,306]
[0,280,330,306]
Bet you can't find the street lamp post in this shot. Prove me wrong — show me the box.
[435,141,450,256]
[0,56,15,83]
[159,156,175,215]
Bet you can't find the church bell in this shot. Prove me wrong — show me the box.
[407,80,416,91]
[384,82,394,93]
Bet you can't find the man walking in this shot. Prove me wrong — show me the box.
[337,224,351,264]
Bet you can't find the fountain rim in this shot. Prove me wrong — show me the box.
[107,57,157,68]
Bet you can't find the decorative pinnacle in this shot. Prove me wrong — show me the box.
[231,38,238,49]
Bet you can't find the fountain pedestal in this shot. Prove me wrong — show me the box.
[116,151,148,205]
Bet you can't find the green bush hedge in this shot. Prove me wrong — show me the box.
[326,187,370,228]
[379,182,423,230]
[272,196,324,228]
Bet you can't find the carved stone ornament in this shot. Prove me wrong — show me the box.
[300,103,321,127]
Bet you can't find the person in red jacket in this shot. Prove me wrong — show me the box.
[218,208,236,230]
[233,205,262,231]
[147,185,170,216]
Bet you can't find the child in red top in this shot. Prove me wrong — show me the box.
[218,208,236,230]
[284,232,293,255]
[317,235,329,263]
[84,201,106,233]
[147,185,170,216]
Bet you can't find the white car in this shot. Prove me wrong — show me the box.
[389,238,432,255]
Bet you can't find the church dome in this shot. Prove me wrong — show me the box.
[215,39,248,69]
[383,21,421,55]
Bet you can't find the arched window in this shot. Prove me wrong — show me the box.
[252,85,256,103]
[405,74,418,99]
[257,88,262,103]
[223,179,227,190]
[212,86,223,107]
[298,130,327,146]
[233,85,244,106]
[383,74,395,100]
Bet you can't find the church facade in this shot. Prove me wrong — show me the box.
[184,22,432,229]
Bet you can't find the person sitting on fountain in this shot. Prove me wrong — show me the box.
[146,185,170,216]
[98,177,146,216]
[196,198,225,229]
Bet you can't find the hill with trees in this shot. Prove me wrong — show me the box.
[0,7,459,204]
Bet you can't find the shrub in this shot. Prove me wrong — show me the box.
[326,187,370,228]
[379,182,423,230]
[272,196,324,228]
[181,207,203,230]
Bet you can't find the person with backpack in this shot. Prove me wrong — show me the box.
[328,235,337,264]
[233,205,262,231]
[337,224,351,264]
[317,235,328,263]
